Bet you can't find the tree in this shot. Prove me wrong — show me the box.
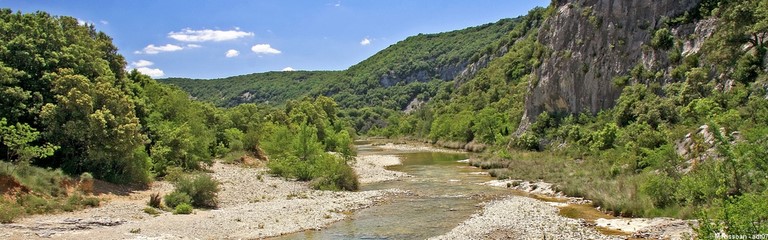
[0,118,58,164]
[292,124,323,162]
[40,69,150,184]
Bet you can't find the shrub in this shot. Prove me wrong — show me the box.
[698,192,768,237]
[514,132,540,151]
[613,75,631,88]
[17,194,54,214]
[143,207,161,216]
[164,166,184,182]
[173,203,193,215]
[82,197,100,207]
[164,191,192,209]
[148,193,162,208]
[641,173,678,208]
[0,200,24,223]
[310,155,359,191]
[78,172,94,194]
[650,28,674,50]
[172,174,220,208]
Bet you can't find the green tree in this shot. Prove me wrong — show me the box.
[292,124,323,162]
[40,69,150,183]
[0,118,58,164]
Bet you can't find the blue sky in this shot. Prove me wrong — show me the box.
[2,1,549,79]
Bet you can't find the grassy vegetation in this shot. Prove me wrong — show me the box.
[165,173,220,209]
[173,203,193,215]
[362,1,768,236]
[0,162,100,223]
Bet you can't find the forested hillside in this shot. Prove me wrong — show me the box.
[0,9,357,222]
[2,0,767,236]
[376,0,768,236]
[161,16,527,110]
[163,71,343,107]
[170,0,768,236]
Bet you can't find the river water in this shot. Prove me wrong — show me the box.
[275,144,616,239]
[276,144,510,240]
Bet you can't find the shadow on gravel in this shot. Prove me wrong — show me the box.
[92,179,149,196]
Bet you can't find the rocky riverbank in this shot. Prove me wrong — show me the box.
[353,154,411,184]
[430,196,620,240]
[477,179,696,239]
[0,154,409,240]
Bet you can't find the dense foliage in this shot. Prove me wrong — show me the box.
[2,0,767,236]
[370,1,766,237]
[0,9,360,222]
[162,71,343,107]
[262,96,359,191]
[370,7,549,146]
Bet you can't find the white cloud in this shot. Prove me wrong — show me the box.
[282,67,296,71]
[360,37,371,46]
[168,28,254,42]
[131,60,154,68]
[100,20,109,25]
[225,49,240,58]
[135,44,184,54]
[334,1,341,7]
[127,60,164,78]
[186,44,202,48]
[76,18,94,26]
[251,44,281,54]
[136,67,165,78]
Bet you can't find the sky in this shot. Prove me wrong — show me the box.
[2,1,549,79]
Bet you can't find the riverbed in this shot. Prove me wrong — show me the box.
[277,143,627,240]
[0,142,691,239]
[278,146,509,240]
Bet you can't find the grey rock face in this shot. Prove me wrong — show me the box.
[519,0,701,131]
[378,42,509,88]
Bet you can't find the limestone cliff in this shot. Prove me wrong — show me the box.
[519,0,702,132]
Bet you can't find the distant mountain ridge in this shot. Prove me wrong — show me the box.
[160,16,527,109]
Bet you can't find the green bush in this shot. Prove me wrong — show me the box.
[698,192,768,238]
[640,173,678,208]
[0,199,24,223]
[164,191,192,209]
[650,28,674,50]
[82,197,100,207]
[143,207,161,216]
[11,163,69,197]
[172,174,220,208]
[514,132,540,151]
[173,203,194,215]
[17,194,54,214]
[310,155,359,191]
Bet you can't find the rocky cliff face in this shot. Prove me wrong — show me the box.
[519,0,701,131]
[378,61,468,87]
[378,46,509,88]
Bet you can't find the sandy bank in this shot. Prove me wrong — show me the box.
[479,179,696,239]
[353,154,411,184]
[375,142,466,154]
[0,153,409,240]
[430,196,619,240]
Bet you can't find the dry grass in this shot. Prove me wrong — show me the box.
[473,149,692,218]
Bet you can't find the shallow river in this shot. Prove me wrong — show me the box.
[276,144,509,240]
[275,144,615,239]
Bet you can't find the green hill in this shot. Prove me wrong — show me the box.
[162,71,343,107]
[160,16,528,109]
